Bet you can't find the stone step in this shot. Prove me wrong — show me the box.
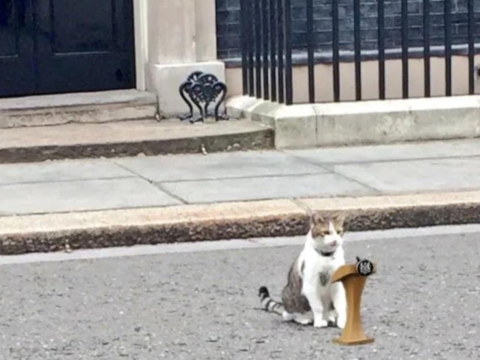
[0,119,274,163]
[0,90,158,129]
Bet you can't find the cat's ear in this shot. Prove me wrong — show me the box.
[331,212,346,226]
[311,213,325,225]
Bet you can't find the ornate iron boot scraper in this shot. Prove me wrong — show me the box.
[179,71,229,123]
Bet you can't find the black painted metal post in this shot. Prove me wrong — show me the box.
[278,0,285,103]
[401,0,409,99]
[468,0,475,95]
[254,0,262,98]
[284,0,293,105]
[270,0,277,102]
[240,0,248,95]
[306,0,315,103]
[423,0,431,97]
[353,0,362,101]
[332,0,340,102]
[262,0,270,100]
[444,0,452,96]
[246,0,255,96]
[377,0,386,100]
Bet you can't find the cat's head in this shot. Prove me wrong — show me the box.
[310,213,346,252]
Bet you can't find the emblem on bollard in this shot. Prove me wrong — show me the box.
[356,258,374,277]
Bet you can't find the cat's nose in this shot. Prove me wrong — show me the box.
[331,241,337,247]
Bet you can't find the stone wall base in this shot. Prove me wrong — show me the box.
[227,95,480,149]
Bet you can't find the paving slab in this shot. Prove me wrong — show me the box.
[160,173,376,203]
[0,160,133,185]
[287,138,480,164]
[115,151,328,182]
[334,157,480,193]
[0,178,180,216]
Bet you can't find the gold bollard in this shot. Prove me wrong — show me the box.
[332,258,376,346]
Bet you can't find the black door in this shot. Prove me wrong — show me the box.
[0,0,135,98]
[0,0,35,97]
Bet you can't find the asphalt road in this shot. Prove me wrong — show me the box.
[0,229,479,360]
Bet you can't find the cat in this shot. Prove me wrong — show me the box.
[258,213,347,329]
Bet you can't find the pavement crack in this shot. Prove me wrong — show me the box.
[284,152,382,194]
[329,167,383,194]
[112,160,188,204]
[152,182,188,204]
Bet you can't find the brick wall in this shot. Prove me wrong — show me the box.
[216,0,480,61]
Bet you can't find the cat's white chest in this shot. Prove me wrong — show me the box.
[301,245,345,287]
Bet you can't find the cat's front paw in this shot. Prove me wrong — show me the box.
[314,319,329,328]
[295,318,313,325]
[336,315,346,329]
[328,310,337,323]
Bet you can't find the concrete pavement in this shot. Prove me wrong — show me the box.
[4,138,480,215]
[0,227,479,359]
[3,139,480,254]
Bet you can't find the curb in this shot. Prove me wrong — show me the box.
[1,191,480,255]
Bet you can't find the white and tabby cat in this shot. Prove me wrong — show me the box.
[259,213,347,329]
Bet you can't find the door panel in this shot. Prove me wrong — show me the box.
[0,0,135,98]
[50,0,115,54]
[0,0,35,97]
[36,0,135,94]
[0,0,19,56]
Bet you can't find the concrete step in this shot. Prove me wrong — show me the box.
[0,119,274,163]
[0,90,158,129]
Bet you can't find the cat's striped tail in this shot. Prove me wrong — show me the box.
[258,286,284,316]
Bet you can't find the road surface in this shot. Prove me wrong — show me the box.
[0,226,479,360]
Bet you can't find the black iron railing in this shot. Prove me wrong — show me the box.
[240,0,479,105]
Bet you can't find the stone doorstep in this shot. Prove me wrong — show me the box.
[226,95,480,149]
[0,89,158,129]
[0,119,274,163]
[1,191,480,255]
